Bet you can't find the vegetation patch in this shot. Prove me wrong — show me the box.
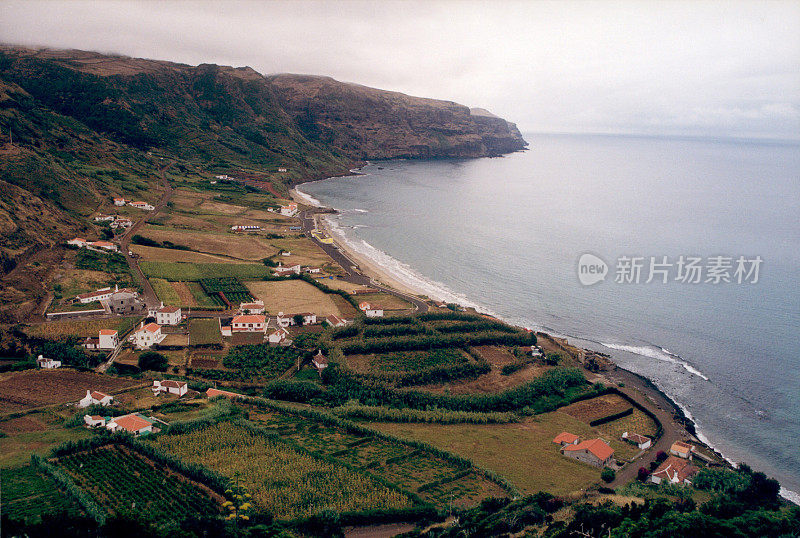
[0,465,84,524]
[188,318,223,347]
[150,278,181,306]
[140,261,271,281]
[560,393,633,424]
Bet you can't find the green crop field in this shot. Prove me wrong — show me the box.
[186,281,221,307]
[246,405,509,507]
[56,445,220,521]
[0,465,84,523]
[140,262,271,281]
[150,421,412,519]
[189,318,223,346]
[150,278,181,305]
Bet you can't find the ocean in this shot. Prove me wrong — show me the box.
[297,133,800,501]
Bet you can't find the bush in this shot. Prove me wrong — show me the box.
[601,467,616,483]
[138,351,168,372]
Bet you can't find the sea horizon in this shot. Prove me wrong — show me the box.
[297,131,800,503]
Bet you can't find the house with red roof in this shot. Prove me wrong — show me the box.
[273,264,302,277]
[206,388,248,400]
[67,238,88,248]
[75,287,113,304]
[105,413,154,436]
[79,390,114,408]
[561,438,615,467]
[268,327,290,345]
[239,300,266,315]
[153,379,188,396]
[312,350,328,371]
[651,456,699,485]
[231,314,267,333]
[98,329,119,350]
[552,432,580,446]
[670,441,694,459]
[133,322,165,349]
[622,431,652,450]
[148,303,182,325]
[324,314,350,327]
[113,197,126,206]
[128,201,154,211]
[359,302,383,318]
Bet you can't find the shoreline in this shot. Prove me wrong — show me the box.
[290,177,799,505]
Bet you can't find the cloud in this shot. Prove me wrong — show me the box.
[1,0,798,139]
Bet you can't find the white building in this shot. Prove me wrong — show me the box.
[105,413,153,436]
[87,241,118,252]
[231,314,267,333]
[268,327,290,344]
[113,197,126,206]
[148,304,182,326]
[273,264,301,277]
[67,238,88,248]
[98,329,119,350]
[279,203,298,217]
[79,390,114,408]
[36,355,61,369]
[359,302,384,318]
[231,225,261,232]
[110,217,133,230]
[84,415,106,427]
[239,300,266,315]
[128,201,155,211]
[153,379,188,397]
[312,350,328,371]
[622,431,652,450]
[133,322,165,349]
[324,315,350,327]
[94,214,115,222]
[75,287,113,304]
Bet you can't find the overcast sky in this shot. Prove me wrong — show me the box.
[2,0,799,139]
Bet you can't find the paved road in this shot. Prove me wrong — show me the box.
[117,161,174,309]
[299,211,429,313]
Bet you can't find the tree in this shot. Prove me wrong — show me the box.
[138,351,168,372]
[656,450,668,462]
[544,353,561,365]
[637,467,650,482]
[601,467,616,483]
[293,314,305,327]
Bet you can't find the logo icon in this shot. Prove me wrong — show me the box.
[577,253,608,286]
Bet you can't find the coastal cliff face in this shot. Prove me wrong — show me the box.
[266,74,527,159]
[0,45,526,275]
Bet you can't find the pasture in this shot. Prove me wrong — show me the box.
[25,316,139,339]
[140,262,272,281]
[139,226,277,260]
[131,245,239,264]
[245,280,343,317]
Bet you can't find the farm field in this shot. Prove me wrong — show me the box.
[268,237,337,269]
[200,277,253,305]
[49,266,127,303]
[139,226,277,260]
[471,345,519,367]
[140,261,271,281]
[150,278,181,305]
[57,445,221,520]
[25,316,139,339]
[560,393,633,424]
[0,465,84,523]
[246,406,509,507]
[369,410,634,496]
[346,349,471,376]
[185,281,220,307]
[131,244,239,264]
[0,425,95,468]
[150,421,412,519]
[359,292,414,311]
[245,280,343,317]
[0,370,144,413]
[189,318,223,346]
[320,278,372,294]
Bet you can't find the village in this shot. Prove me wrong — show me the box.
[0,165,752,534]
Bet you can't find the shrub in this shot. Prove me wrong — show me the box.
[601,467,616,483]
[138,351,168,372]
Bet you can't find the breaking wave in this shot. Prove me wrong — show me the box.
[600,342,710,381]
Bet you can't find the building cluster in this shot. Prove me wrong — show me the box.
[113,197,154,210]
[84,412,160,436]
[67,238,119,253]
[553,432,615,468]
[94,214,134,229]
[68,285,144,315]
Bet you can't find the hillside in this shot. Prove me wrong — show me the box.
[0,45,526,319]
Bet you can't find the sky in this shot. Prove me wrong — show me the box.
[1,0,799,140]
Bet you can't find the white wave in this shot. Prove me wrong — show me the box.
[324,216,496,315]
[292,186,323,208]
[599,342,710,381]
[353,208,368,213]
[780,486,800,506]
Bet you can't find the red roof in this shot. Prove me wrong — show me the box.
[653,456,699,482]
[671,441,693,455]
[112,414,151,433]
[553,432,580,444]
[206,388,247,399]
[359,302,371,310]
[92,241,114,247]
[233,314,266,324]
[138,323,161,333]
[91,391,110,400]
[158,306,181,313]
[563,438,614,461]
[99,329,117,336]
[625,432,650,445]
[159,380,186,389]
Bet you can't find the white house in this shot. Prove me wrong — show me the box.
[670,441,694,459]
[98,329,119,350]
[280,203,298,216]
[67,238,88,248]
[303,266,321,274]
[231,314,267,333]
[312,350,328,371]
[133,322,165,349]
[113,197,126,206]
[231,225,261,232]
[87,241,118,252]
[278,167,288,173]
[359,302,384,318]
[275,312,292,328]
[110,217,133,229]
[299,313,317,325]
[83,415,106,428]
[153,379,188,397]
[79,390,114,408]
[273,264,301,277]
[105,413,153,436]
[268,327,290,344]
[324,315,350,327]
[128,201,154,211]
[552,432,581,447]
[239,300,265,315]
[651,456,699,486]
[622,431,652,450]
[148,304,182,325]
[36,355,61,369]
[75,287,113,304]
[94,214,115,222]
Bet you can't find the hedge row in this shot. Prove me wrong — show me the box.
[31,453,106,525]
[340,331,536,355]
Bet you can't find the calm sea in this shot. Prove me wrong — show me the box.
[298,133,800,500]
